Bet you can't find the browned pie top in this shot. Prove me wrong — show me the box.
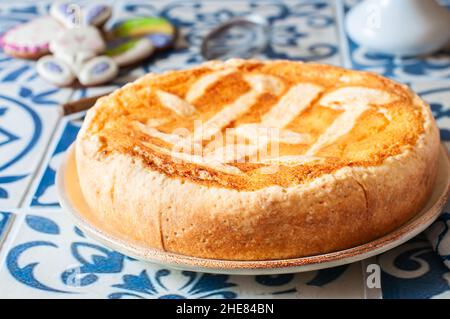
[82,59,425,190]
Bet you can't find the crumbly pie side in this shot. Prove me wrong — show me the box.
[76,59,440,260]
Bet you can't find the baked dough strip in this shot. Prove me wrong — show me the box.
[306,87,393,155]
[139,74,396,172]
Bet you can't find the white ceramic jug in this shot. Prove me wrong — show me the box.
[346,0,450,56]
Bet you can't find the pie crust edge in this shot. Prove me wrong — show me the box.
[75,60,440,260]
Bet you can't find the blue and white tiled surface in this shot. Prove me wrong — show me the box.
[0,0,449,299]
[338,0,450,81]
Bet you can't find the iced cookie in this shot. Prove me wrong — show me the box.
[0,16,64,59]
[36,55,76,86]
[50,1,112,28]
[37,54,118,87]
[109,17,176,49]
[106,37,154,67]
[49,26,106,67]
[78,56,119,86]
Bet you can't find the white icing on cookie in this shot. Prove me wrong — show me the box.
[107,38,154,67]
[49,26,106,67]
[50,1,112,28]
[36,55,76,86]
[1,16,64,55]
[77,56,119,86]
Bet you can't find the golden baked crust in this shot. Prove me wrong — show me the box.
[76,59,440,260]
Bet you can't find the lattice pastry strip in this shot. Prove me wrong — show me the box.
[139,67,397,174]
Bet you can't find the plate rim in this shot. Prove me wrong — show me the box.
[57,144,450,275]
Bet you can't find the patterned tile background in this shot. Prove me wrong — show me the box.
[0,0,449,299]
[338,0,450,81]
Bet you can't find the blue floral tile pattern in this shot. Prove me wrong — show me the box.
[338,0,450,81]
[109,271,238,299]
[0,209,363,298]
[0,1,72,208]
[0,211,14,248]
[110,0,341,72]
[0,82,71,207]
[411,82,450,144]
[0,212,12,234]
[427,203,450,271]
[378,235,450,299]
[26,114,84,208]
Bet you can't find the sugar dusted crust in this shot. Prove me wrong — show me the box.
[76,59,440,260]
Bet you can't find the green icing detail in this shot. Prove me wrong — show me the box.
[106,39,139,56]
[113,17,172,36]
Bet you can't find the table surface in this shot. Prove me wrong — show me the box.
[0,0,450,299]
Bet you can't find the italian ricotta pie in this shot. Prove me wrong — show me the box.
[76,59,440,260]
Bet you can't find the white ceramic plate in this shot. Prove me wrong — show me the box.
[57,144,450,275]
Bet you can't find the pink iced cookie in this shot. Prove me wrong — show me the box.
[0,16,64,59]
[49,26,106,67]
